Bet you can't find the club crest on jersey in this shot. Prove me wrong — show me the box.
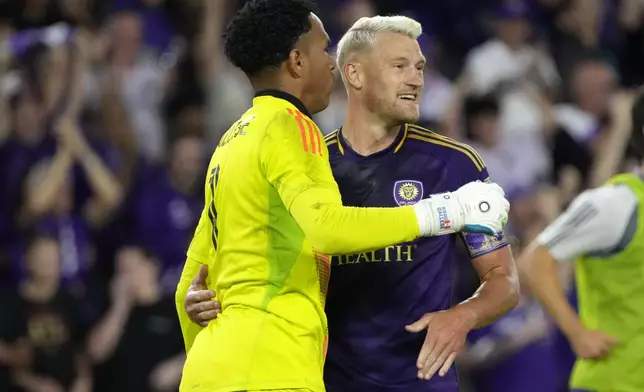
[393,180,423,206]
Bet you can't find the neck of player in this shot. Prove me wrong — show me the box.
[342,101,401,156]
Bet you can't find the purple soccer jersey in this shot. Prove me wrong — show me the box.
[323,124,508,392]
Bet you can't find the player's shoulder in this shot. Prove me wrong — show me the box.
[247,105,321,149]
[540,184,638,255]
[323,129,341,153]
[246,100,313,129]
[570,184,637,213]
[404,124,487,174]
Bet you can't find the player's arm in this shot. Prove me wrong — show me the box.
[518,186,633,340]
[260,113,508,255]
[176,173,216,353]
[457,161,518,328]
[260,113,423,255]
[458,245,518,328]
[176,257,207,353]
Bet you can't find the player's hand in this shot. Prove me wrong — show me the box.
[453,181,509,235]
[405,308,476,381]
[185,264,221,327]
[569,328,618,359]
[413,181,509,237]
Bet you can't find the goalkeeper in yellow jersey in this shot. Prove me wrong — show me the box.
[176,1,510,392]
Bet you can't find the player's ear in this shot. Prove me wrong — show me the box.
[344,62,362,89]
[286,49,305,78]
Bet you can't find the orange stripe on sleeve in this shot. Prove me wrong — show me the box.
[287,109,309,152]
[305,118,318,156]
[314,123,323,156]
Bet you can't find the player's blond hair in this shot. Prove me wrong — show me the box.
[336,15,423,84]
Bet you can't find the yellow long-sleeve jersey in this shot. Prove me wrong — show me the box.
[178,91,420,392]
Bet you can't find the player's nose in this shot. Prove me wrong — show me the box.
[407,72,424,88]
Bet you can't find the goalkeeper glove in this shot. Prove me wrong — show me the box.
[412,181,509,237]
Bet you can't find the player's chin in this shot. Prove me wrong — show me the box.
[394,108,420,124]
[313,95,332,114]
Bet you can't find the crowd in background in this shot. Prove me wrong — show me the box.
[0,0,641,391]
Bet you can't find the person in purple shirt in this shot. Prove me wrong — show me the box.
[111,0,184,54]
[0,88,55,257]
[184,14,519,392]
[12,116,124,296]
[318,16,518,392]
[130,134,205,292]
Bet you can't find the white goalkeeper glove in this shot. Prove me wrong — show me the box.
[412,181,509,237]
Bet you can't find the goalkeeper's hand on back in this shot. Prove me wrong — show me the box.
[413,181,510,237]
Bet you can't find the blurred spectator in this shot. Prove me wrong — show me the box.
[418,46,454,128]
[87,245,184,392]
[0,86,53,263]
[445,1,560,140]
[0,290,30,392]
[552,59,617,191]
[7,235,91,392]
[13,117,123,296]
[464,94,551,241]
[201,0,254,147]
[111,0,185,54]
[103,11,168,162]
[130,134,204,292]
[550,0,621,96]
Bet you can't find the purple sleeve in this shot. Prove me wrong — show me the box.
[448,149,509,259]
[8,24,76,57]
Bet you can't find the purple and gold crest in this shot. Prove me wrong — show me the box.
[393,180,423,206]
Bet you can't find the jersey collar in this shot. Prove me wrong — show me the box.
[337,123,409,159]
[253,90,313,119]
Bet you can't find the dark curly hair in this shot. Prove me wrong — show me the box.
[224,0,319,78]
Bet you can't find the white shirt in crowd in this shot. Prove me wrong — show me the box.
[555,103,601,145]
[472,132,551,199]
[464,39,560,138]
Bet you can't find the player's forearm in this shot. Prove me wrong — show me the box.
[519,245,583,338]
[290,188,420,255]
[175,258,205,352]
[457,248,520,328]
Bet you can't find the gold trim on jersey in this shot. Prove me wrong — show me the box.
[324,129,339,148]
[335,130,345,154]
[323,129,338,142]
[323,126,409,155]
[393,124,409,153]
[406,125,485,172]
